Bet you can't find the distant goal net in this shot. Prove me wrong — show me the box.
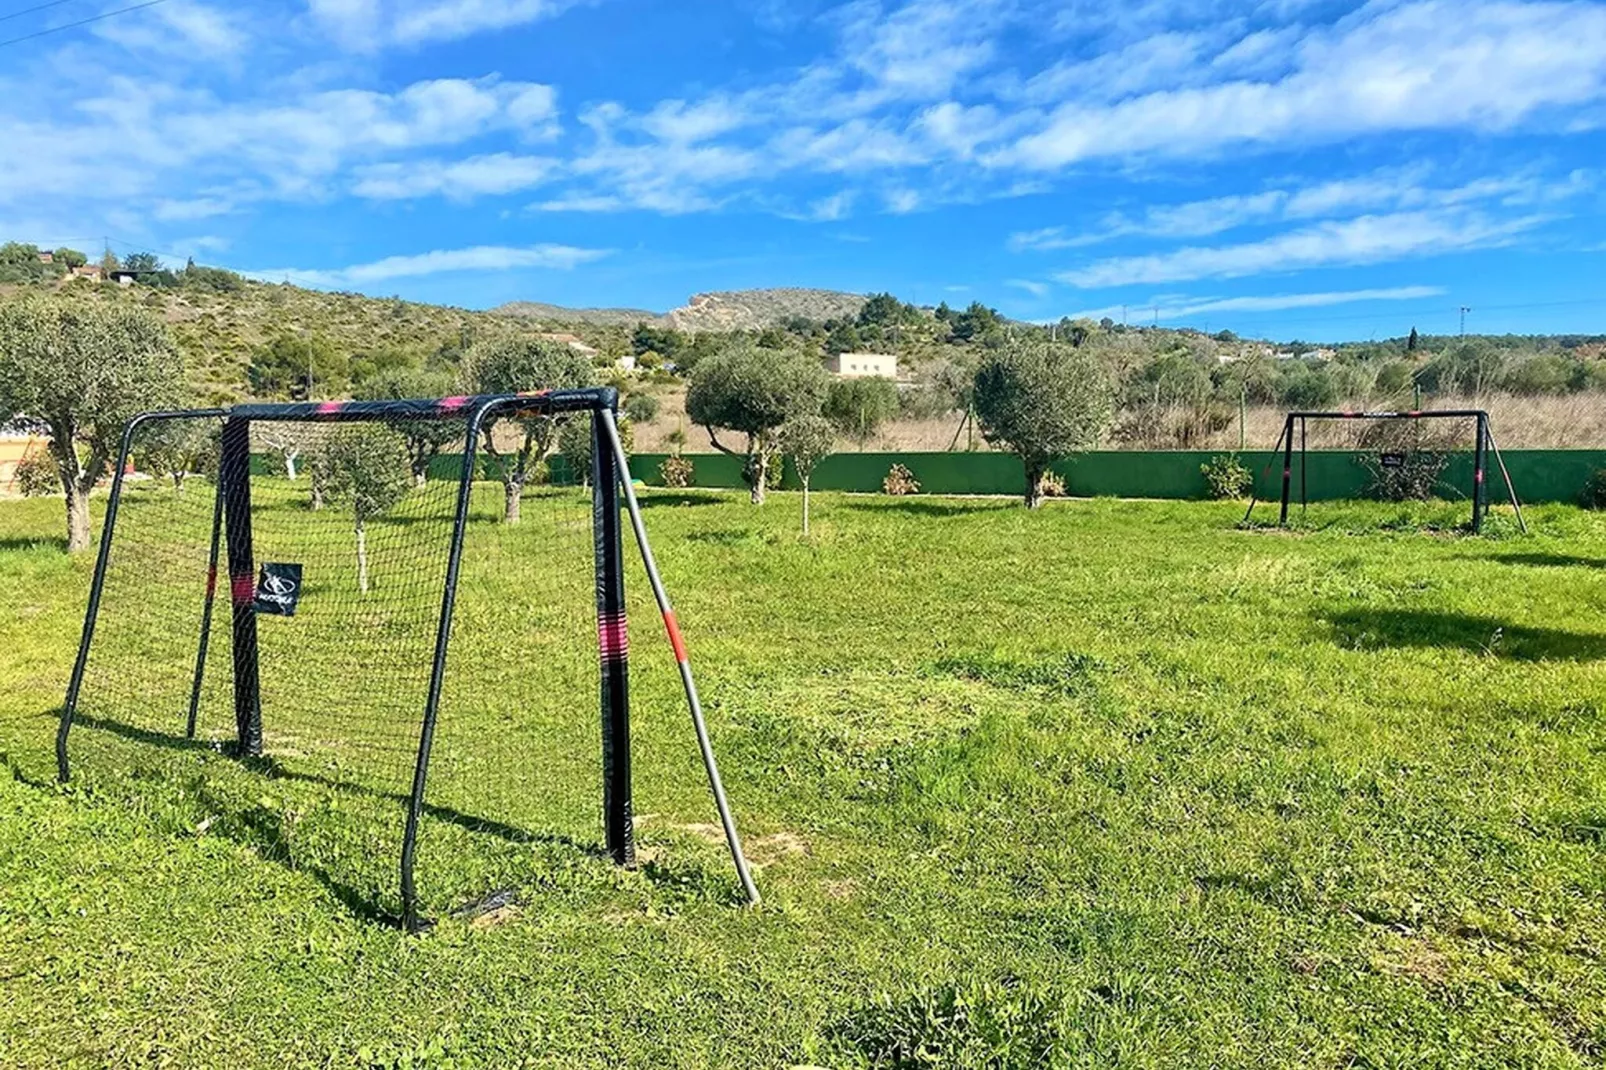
[1244,409,1526,532]
[57,389,756,929]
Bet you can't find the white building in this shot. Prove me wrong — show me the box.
[825,351,899,378]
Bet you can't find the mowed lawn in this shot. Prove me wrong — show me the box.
[2,485,1606,1068]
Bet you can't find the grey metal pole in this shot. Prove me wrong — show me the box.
[1484,424,1528,534]
[596,408,761,906]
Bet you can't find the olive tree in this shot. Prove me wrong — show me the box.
[0,299,184,551]
[685,342,828,504]
[973,342,1113,509]
[780,414,834,535]
[460,337,593,522]
[356,366,460,485]
[317,425,412,594]
[824,376,900,445]
[140,420,216,493]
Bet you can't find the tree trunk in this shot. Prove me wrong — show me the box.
[749,454,767,505]
[310,480,324,511]
[284,452,298,481]
[1024,461,1045,510]
[356,518,369,594]
[65,481,91,552]
[802,479,810,535]
[504,479,523,524]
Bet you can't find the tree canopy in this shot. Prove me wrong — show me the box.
[973,342,1114,508]
[0,298,185,549]
[686,341,828,503]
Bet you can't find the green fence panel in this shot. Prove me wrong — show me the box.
[625,449,1606,504]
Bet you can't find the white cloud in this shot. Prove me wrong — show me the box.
[1057,209,1549,287]
[1069,285,1449,322]
[352,153,557,199]
[93,1,251,56]
[258,243,610,286]
[306,0,576,48]
[1002,0,1606,169]
[1006,278,1051,297]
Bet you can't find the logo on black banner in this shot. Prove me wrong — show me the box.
[255,563,302,616]
[1379,451,1407,468]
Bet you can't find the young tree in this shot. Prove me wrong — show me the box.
[317,426,412,594]
[122,251,161,274]
[356,366,460,485]
[460,337,593,522]
[54,247,87,269]
[140,420,216,493]
[973,341,1113,509]
[0,299,184,550]
[780,414,834,535]
[824,376,900,445]
[1407,327,1420,353]
[685,341,829,504]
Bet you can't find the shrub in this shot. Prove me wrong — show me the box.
[624,392,660,424]
[1582,468,1606,510]
[882,463,920,496]
[1036,471,1067,499]
[1201,454,1252,499]
[12,450,56,496]
[659,455,694,488]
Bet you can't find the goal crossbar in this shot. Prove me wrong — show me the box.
[56,388,759,929]
[1243,408,1526,533]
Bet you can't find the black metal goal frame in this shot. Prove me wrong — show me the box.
[55,387,759,930]
[1243,408,1526,533]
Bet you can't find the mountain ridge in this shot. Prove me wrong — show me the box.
[496,287,870,331]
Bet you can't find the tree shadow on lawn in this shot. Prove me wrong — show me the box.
[1324,608,1606,662]
[633,492,726,509]
[66,711,604,925]
[0,535,69,553]
[836,498,1011,518]
[1470,552,1606,570]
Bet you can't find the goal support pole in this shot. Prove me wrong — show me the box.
[186,474,225,739]
[1471,412,1488,533]
[592,412,634,868]
[1484,425,1528,533]
[596,408,761,906]
[219,417,263,757]
[1241,417,1291,526]
[1278,413,1295,525]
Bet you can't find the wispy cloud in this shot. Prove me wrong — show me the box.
[257,243,610,286]
[1069,286,1450,323]
[1057,210,1551,288]
[306,0,579,49]
[352,153,557,200]
[1006,278,1050,297]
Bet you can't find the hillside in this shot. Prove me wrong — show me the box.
[495,300,664,327]
[495,287,869,332]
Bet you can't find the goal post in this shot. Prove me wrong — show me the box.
[57,388,757,930]
[1243,408,1526,533]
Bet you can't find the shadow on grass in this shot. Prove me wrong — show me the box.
[1479,552,1606,570]
[66,711,604,925]
[0,535,69,553]
[1324,608,1606,661]
[837,498,1010,518]
[633,492,727,509]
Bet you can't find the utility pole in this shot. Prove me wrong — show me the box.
[1121,304,1128,327]
[1459,306,1471,337]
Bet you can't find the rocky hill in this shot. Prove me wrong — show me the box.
[496,288,869,332]
[667,288,868,331]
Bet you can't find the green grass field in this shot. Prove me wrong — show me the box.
[2,486,1605,1068]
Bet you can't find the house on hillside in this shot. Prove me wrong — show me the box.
[825,351,899,378]
[108,270,138,287]
[69,265,102,282]
[36,251,53,265]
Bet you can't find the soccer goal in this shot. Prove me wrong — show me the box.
[56,388,757,930]
[1243,409,1526,533]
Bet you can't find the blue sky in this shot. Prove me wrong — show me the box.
[2,0,1604,340]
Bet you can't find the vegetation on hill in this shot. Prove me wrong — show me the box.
[4,238,1606,451]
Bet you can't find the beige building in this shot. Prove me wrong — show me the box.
[825,351,899,378]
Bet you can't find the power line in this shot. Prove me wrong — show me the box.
[0,0,166,49]
[0,0,82,25]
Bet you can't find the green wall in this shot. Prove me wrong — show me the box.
[625,450,1606,504]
